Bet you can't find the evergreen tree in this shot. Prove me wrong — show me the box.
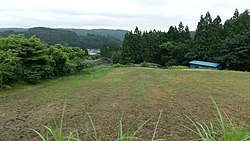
[122,27,143,63]
[221,10,250,71]
[167,26,179,42]
[100,43,120,58]
[191,12,223,62]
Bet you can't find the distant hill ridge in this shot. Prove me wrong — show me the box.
[65,28,128,41]
[0,27,196,39]
[0,27,128,49]
[0,27,128,41]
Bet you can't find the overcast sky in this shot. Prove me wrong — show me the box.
[0,0,249,31]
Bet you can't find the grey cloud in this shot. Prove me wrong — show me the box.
[1,0,250,31]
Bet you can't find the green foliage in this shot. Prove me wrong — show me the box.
[119,9,250,71]
[119,24,190,66]
[48,44,88,76]
[141,61,149,67]
[0,34,88,87]
[78,33,121,49]
[25,27,79,46]
[190,12,224,62]
[111,50,123,64]
[0,34,53,84]
[122,27,144,64]
[221,10,250,71]
[0,50,20,87]
[66,28,127,41]
[100,43,120,58]
[48,44,75,76]
[221,32,250,71]
[19,36,54,83]
[159,42,188,66]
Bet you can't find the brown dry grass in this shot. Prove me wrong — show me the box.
[0,67,250,140]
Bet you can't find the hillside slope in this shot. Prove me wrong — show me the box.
[1,67,250,140]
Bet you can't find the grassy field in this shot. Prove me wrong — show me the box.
[1,67,250,140]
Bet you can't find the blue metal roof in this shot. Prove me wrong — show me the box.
[189,60,220,67]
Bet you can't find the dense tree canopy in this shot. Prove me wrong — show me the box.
[104,9,250,71]
[0,34,88,87]
[221,10,250,71]
[115,23,191,66]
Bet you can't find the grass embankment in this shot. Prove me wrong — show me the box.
[1,67,250,140]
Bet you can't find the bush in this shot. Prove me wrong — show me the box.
[166,65,188,69]
[0,35,88,87]
[22,69,42,84]
[113,63,126,67]
[0,50,20,87]
[141,61,149,67]
[141,62,162,68]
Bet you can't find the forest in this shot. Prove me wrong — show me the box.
[101,9,250,71]
[0,27,125,49]
[1,9,250,88]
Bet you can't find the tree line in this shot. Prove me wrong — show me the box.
[0,34,88,87]
[101,9,250,71]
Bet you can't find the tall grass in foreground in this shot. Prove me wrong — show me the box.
[186,96,250,141]
[31,104,164,141]
[31,97,250,141]
[30,103,67,141]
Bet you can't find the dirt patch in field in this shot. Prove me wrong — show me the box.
[1,67,250,140]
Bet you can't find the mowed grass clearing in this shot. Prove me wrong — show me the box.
[1,67,250,140]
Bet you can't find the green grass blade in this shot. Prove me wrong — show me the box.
[59,102,67,141]
[116,114,124,141]
[210,96,227,138]
[87,113,101,141]
[43,125,58,141]
[67,132,74,141]
[242,136,250,141]
[209,122,216,139]
[29,128,47,141]
[187,116,204,138]
[46,130,50,141]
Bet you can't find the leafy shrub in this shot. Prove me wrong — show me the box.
[0,50,20,87]
[22,69,42,84]
[0,34,88,87]
[141,61,149,67]
[113,63,126,67]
